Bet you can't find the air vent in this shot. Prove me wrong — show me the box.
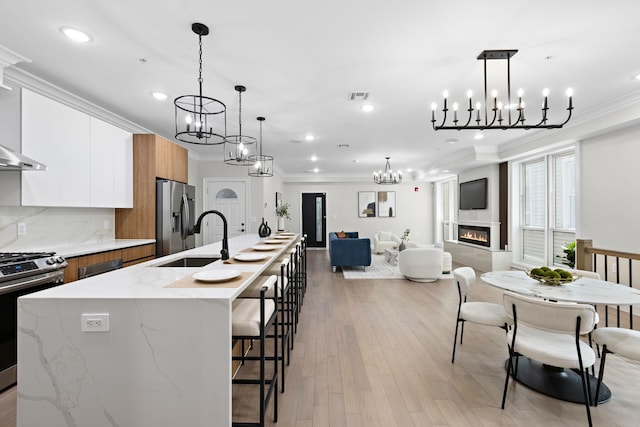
[347,91,370,101]
[337,144,350,148]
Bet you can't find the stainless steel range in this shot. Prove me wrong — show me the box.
[0,252,67,391]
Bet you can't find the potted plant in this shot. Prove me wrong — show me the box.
[276,202,291,231]
[399,228,410,251]
[555,241,576,268]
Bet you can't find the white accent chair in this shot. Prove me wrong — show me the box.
[593,327,640,406]
[398,247,443,282]
[373,231,401,254]
[451,267,511,363]
[501,291,597,427]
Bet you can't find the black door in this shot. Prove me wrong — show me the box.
[301,193,326,248]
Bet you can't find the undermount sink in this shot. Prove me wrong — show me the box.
[153,256,221,268]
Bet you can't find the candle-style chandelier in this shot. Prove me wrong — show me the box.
[174,23,226,145]
[373,157,402,184]
[224,85,256,166]
[248,117,274,178]
[431,50,573,131]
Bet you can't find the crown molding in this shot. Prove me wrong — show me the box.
[4,67,150,134]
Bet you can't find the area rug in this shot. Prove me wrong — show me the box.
[341,254,405,279]
[341,254,454,280]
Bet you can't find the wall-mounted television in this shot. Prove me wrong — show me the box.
[459,178,488,210]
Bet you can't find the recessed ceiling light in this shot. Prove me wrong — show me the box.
[304,134,314,141]
[361,104,375,112]
[634,74,640,81]
[406,168,412,172]
[446,138,459,144]
[473,134,484,140]
[352,159,359,163]
[151,92,168,101]
[310,155,317,162]
[313,167,319,173]
[60,27,92,43]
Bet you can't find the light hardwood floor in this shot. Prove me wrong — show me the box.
[3,250,640,426]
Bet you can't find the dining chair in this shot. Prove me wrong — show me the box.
[593,327,640,406]
[501,291,598,427]
[451,266,511,363]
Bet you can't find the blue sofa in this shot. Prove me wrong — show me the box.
[329,231,372,272]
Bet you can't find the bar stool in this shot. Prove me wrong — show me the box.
[232,275,278,427]
[242,259,292,392]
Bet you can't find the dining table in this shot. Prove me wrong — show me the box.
[481,270,640,405]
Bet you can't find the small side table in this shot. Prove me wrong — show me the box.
[383,248,399,265]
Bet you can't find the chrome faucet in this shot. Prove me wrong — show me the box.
[192,210,229,260]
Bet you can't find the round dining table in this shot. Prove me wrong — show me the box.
[481,270,640,405]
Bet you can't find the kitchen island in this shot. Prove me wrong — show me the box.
[16,233,297,427]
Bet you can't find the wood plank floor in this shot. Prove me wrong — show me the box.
[3,249,640,426]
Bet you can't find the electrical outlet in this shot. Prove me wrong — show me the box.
[17,223,26,236]
[81,313,110,332]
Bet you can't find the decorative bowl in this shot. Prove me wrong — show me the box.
[527,271,579,286]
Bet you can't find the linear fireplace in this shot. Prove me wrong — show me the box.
[458,224,490,247]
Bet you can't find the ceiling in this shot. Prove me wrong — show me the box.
[1,1,640,180]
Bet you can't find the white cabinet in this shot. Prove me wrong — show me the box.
[21,89,132,208]
[90,117,133,207]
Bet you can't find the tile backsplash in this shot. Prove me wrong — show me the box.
[0,207,114,251]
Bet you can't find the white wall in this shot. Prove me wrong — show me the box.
[282,181,433,245]
[578,126,640,253]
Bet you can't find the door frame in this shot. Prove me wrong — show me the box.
[202,177,251,245]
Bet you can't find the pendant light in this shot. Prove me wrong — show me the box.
[224,85,256,165]
[248,117,273,177]
[373,157,402,184]
[174,22,226,145]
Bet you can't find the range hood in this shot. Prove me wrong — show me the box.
[0,144,47,170]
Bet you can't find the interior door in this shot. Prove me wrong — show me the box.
[302,192,326,248]
[203,180,247,245]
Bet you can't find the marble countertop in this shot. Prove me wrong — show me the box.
[51,239,156,258]
[22,233,294,301]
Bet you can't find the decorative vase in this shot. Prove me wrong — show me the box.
[265,221,271,236]
[399,241,406,251]
[277,217,285,231]
[258,218,269,237]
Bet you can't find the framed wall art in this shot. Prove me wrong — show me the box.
[358,191,376,217]
[377,191,396,217]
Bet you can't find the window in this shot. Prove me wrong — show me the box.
[518,151,575,266]
[436,178,458,244]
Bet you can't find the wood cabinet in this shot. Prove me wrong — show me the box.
[21,89,133,208]
[64,243,155,283]
[115,134,188,240]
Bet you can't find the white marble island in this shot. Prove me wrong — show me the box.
[17,234,296,427]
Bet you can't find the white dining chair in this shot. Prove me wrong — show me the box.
[501,291,598,427]
[593,327,640,406]
[451,267,511,363]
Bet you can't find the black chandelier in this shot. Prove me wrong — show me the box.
[373,157,402,184]
[431,50,573,131]
[248,117,273,177]
[224,85,256,166]
[174,23,226,145]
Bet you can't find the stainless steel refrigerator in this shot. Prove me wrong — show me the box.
[156,179,196,257]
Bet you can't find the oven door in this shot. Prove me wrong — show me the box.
[0,270,64,391]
